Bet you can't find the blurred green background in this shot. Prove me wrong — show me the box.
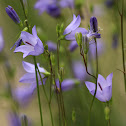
[0,0,126,126]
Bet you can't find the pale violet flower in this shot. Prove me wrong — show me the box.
[0,28,4,52]
[64,15,100,42]
[13,61,48,106]
[14,26,44,58]
[56,79,80,91]
[85,73,113,102]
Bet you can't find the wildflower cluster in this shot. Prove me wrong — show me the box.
[2,0,126,126]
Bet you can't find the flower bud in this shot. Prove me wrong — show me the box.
[50,54,55,67]
[21,114,28,126]
[75,32,82,47]
[90,16,98,32]
[5,5,20,24]
[82,35,89,54]
[104,106,110,120]
[72,109,76,122]
[59,23,64,34]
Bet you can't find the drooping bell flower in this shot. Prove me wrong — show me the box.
[0,28,4,52]
[5,5,20,24]
[12,61,48,106]
[14,26,44,58]
[85,73,113,102]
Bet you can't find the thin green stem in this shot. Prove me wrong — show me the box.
[87,38,98,126]
[53,72,62,126]
[37,67,54,126]
[33,56,43,126]
[120,0,126,91]
[57,31,66,126]
[19,0,30,31]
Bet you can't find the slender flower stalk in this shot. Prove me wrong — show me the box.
[33,56,43,126]
[119,0,126,91]
[88,38,98,126]
[36,62,54,126]
[56,25,66,126]
[19,0,29,30]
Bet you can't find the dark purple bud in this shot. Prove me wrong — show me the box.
[46,41,57,52]
[47,4,61,18]
[69,41,78,52]
[5,5,20,24]
[10,38,22,50]
[90,16,98,32]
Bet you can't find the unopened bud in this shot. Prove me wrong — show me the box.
[82,35,89,54]
[50,54,55,66]
[5,5,20,24]
[22,27,28,32]
[21,114,28,126]
[104,106,110,120]
[59,23,64,34]
[90,16,98,32]
[75,32,82,47]
[72,109,76,122]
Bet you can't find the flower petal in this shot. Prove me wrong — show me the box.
[97,74,107,91]
[69,41,78,52]
[13,83,36,106]
[65,27,88,41]
[32,25,38,38]
[61,79,78,91]
[102,86,112,102]
[21,31,37,46]
[14,45,34,58]
[28,39,44,56]
[63,14,81,35]
[22,61,35,73]
[106,72,113,86]
[19,73,36,83]
[85,81,95,93]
